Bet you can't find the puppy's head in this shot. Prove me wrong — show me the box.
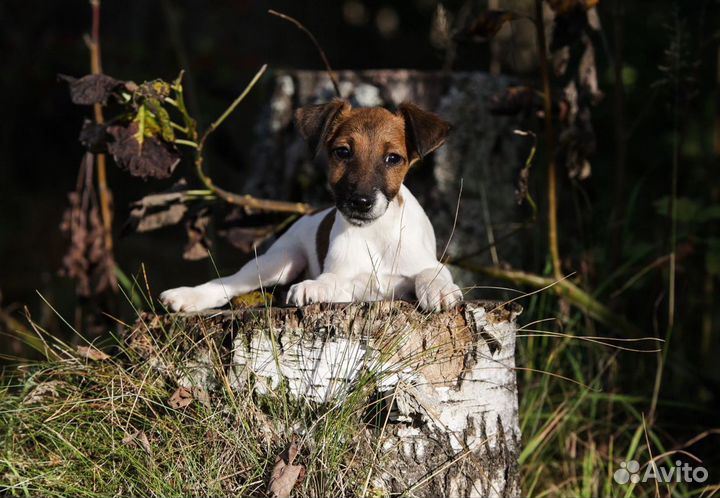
[295,99,450,225]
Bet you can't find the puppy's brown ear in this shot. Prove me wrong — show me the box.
[398,102,451,162]
[295,99,350,157]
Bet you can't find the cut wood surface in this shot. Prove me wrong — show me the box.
[125,300,522,497]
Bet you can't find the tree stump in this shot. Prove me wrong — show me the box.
[126,301,522,497]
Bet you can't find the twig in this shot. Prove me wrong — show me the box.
[88,0,114,257]
[459,262,639,336]
[193,65,314,215]
[268,9,341,98]
[533,0,561,279]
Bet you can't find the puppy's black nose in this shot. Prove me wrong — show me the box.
[348,194,373,213]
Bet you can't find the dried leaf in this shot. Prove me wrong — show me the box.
[268,440,305,498]
[77,345,110,361]
[122,430,153,456]
[59,154,117,297]
[183,209,212,260]
[168,386,193,409]
[219,226,275,253]
[78,119,109,153]
[191,387,211,407]
[453,10,518,43]
[125,188,189,234]
[59,74,124,105]
[23,381,68,405]
[107,122,180,180]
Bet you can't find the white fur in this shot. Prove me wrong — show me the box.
[160,184,462,313]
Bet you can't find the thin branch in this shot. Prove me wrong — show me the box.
[88,0,115,262]
[268,9,341,98]
[533,0,562,279]
[459,262,639,336]
[193,64,314,215]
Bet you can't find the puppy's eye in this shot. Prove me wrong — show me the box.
[385,153,403,166]
[333,147,353,160]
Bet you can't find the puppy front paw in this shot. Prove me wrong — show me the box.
[160,284,229,312]
[286,279,349,306]
[415,280,463,313]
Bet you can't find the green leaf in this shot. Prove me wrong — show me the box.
[132,105,146,146]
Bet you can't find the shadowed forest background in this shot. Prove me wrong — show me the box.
[0,0,719,495]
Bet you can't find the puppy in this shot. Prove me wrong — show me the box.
[160,99,463,313]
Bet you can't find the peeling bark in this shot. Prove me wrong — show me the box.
[125,300,521,497]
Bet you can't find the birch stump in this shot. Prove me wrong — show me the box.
[127,301,522,497]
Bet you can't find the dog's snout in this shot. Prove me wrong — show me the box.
[348,194,374,212]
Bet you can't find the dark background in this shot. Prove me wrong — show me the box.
[0,0,718,486]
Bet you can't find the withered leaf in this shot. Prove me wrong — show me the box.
[168,386,193,409]
[59,74,124,105]
[191,387,211,407]
[77,345,110,361]
[183,209,211,260]
[126,187,189,234]
[107,122,180,180]
[23,381,69,405]
[78,119,109,153]
[453,10,519,43]
[122,430,153,456]
[59,153,118,297]
[219,226,275,253]
[268,440,305,498]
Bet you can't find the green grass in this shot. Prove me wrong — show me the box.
[0,294,716,497]
[0,313,380,497]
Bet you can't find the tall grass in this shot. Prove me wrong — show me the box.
[0,285,716,497]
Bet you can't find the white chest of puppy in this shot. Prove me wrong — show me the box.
[161,100,462,313]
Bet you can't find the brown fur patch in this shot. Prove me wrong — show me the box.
[315,209,336,271]
[326,108,411,199]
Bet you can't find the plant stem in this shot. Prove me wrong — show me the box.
[533,0,562,279]
[268,9,341,98]
[199,65,268,147]
[89,0,114,257]
[194,65,313,215]
[462,263,640,336]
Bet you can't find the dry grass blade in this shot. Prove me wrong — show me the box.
[76,345,110,361]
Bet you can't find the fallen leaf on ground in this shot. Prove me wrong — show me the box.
[168,386,193,409]
[77,345,110,361]
[122,430,153,456]
[268,439,305,498]
[23,381,68,405]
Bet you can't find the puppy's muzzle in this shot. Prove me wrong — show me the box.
[348,194,374,213]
